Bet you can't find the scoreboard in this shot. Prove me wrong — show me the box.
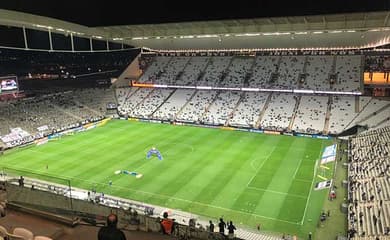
[0,76,18,94]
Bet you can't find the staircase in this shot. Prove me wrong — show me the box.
[323,96,333,134]
[174,57,192,84]
[297,56,309,88]
[255,93,273,129]
[287,95,302,131]
[150,89,177,118]
[217,57,235,86]
[225,92,246,126]
[174,90,198,120]
[196,57,213,85]
[137,56,156,82]
[199,91,220,122]
[355,103,390,126]
[243,57,257,87]
[344,97,372,129]
[129,88,155,116]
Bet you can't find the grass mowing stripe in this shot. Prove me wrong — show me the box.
[300,139,325,225]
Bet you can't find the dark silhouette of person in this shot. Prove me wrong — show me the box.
[218,218,226,235]
[209,220,215,232]
[227,221,236,238]
[98,213,126,240]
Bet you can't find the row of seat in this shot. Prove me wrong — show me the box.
[0,225,52,240]
[137,55,362,91]
[348,127,390,239]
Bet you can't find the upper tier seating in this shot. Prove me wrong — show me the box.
[138,57,171,83]
[334,55,362,92]
[220,57,253,87]
[178,57,209,86]
[248,56,279,88]
[198,57,232,86]
[276,56,305,89]
[303,56,333,90]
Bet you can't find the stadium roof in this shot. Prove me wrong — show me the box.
[95,11,390,38]
[0,0,388,27]
[0,9,389,50]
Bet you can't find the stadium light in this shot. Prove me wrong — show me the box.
[196,86,212,90]
[294,89,314,94]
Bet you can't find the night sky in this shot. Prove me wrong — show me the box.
[0,0,389,27]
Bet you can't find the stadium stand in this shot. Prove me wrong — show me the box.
[130,89,174,118]
[276,56,305,89]
[293,95,328,134]
[202,91,241,125]
[303,56,334,91]
[198,57,232,86]
[178,57,209,85]
[220,57,253,87]
[248,56,279,88]
[334,55,362,92]
[260,93,297,131]
[348,126,390,239]
[153,89,196,120]
[176,90,217,123]
[229,92,269,128]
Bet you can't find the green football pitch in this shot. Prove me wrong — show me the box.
[0,120,334,237]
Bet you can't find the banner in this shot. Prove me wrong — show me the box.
[315,180,333,190]
[321,144,337,164]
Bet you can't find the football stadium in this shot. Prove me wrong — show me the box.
[0,2,389,240]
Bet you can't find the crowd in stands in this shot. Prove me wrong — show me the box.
[293,95,328,134]
[0,88,114,147]
[260,94,297,131]
[202,91,241,125]
[348,127,390,239]
[131,89,174,118]
[365,56,390,72]
[153,90,195,120]
[229,92,269,128]
[348,126,390,239]
[176,90,217,123]
[220,57,253,88]
[137,54,362,92]
[117,86,389,135]
[0,48,137,80]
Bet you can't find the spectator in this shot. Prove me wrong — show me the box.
[218,218,226,236]
[227,221,236,239]
[160,212,174,235]
[98,213,126,240]
[18,176,24,187]
[209,220,214,232]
